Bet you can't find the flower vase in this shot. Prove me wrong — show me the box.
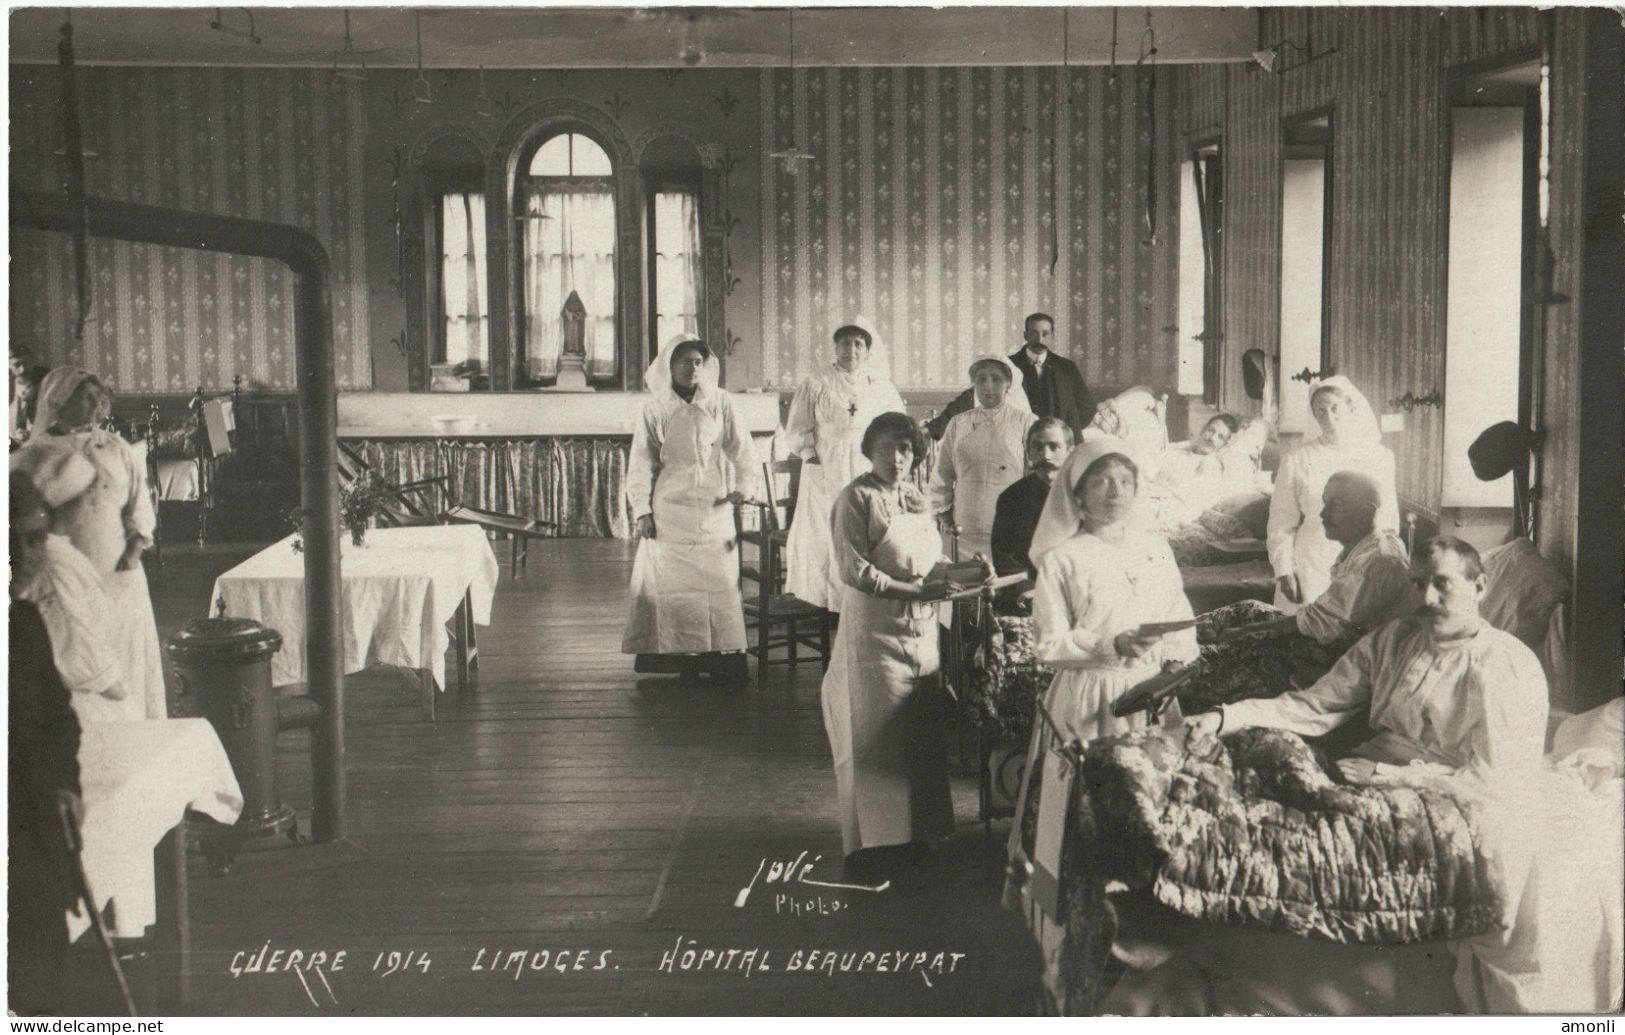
[349,523,367,548]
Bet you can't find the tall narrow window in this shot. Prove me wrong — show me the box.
[1442,60,1544,512]
[439,192,489,367]
[1177,141,1223,402]
[651,187,703,350]
[1278,112,1332,434]
[520,132,618,384]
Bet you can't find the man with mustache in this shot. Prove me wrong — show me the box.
[1188,535,1547,771]
[989,418,1074,605]
[1181,536,1622,1014]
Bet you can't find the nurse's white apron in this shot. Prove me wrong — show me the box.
[953,414,1026,562]
[820,509,955,855]
[621,403,747,656]
[784,456,851,612]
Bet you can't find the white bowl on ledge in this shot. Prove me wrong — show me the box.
[428,415,477,434]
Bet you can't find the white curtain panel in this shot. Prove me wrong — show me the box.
[440,193,489,367]
[523,183,617,379]
[653,190,703,349]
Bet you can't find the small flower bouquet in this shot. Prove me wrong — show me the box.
[339,472,390,546]
[282,472,392,551]
[284,507,307,553]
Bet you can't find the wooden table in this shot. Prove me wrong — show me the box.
[210,525,500,718]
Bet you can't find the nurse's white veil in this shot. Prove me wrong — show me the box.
[1305,374,1381,448]
[1027,435,1145,565]
[966,353,1034,415]
[644,335,720,397]
[830,314,893,384]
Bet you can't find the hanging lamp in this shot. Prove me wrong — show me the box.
[768,10,816,175]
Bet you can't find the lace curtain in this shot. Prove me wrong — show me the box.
[522,183,617,379]
[652,190,702,347]
[440,192,489,367]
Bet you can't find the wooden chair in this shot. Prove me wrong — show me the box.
[336,440,556,577]
[335,440,445,527]
[736,458,832,690]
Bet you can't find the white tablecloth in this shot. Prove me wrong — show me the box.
[71,719,243,939]
[209,525,500,691]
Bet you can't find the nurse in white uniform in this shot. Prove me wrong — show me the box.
[622,337,760,684]
[1266,375,1398,612]
[928,354,1035,563]
[782,316,905,612]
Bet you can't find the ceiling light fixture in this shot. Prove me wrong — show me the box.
[208,7,262,45]
[330,11,372,83]
[1250,28,1337,75]
[408,11,436,105]
[678,12,707,67]
[768,10,815,175]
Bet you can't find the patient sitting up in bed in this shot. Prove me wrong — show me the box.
[1178,472,1414,711]
[1186,536,1622,1013]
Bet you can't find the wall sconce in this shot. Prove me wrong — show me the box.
[1251,38,1337,74]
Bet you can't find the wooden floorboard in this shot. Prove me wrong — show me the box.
[67,537,1040,1016]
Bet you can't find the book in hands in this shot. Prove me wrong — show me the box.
[924,559,993,586]
[1134,619,1198,638]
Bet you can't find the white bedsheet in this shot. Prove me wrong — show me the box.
[71,719,242,939]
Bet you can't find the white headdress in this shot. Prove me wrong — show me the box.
[1305,375,1382,448]
[1026,435,1147,566]
[830,314,894,383]
[29,366,101,442]
[966,353,1033,414]
[644,335,719,398]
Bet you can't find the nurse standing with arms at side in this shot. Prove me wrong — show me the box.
[782,316,905,612]
[1267,376,1398,612]
[928,354,1036,562]
[622,338,760,685]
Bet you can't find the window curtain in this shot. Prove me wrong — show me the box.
[522,183,617,380]
[653,190,703,347]
[440,193,489,367]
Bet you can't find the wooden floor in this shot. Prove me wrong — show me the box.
[73,537,1042,1016]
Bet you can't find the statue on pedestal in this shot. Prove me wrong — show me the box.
[541,291,592,392]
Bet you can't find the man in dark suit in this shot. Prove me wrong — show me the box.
[925,313,1093,439]
[989,418,1075,610]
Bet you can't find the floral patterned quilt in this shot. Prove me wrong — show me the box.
[969,615,1052,745]
[1073,725,1509,945]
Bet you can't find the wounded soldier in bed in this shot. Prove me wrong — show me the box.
[1183,471,1410,714]
[1178,471,1416,712]
[1188,535,1545,770]
[989,418,1074,611]
[1175,537,1622,1014]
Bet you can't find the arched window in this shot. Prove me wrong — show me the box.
[518,132,618,385]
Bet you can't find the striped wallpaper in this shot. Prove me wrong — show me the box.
[9,66,373,392]
[759,66,1180,392]
[1173,7,1590,574]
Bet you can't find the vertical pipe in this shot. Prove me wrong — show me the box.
[292,262,345,843]
[10,189,347,840]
